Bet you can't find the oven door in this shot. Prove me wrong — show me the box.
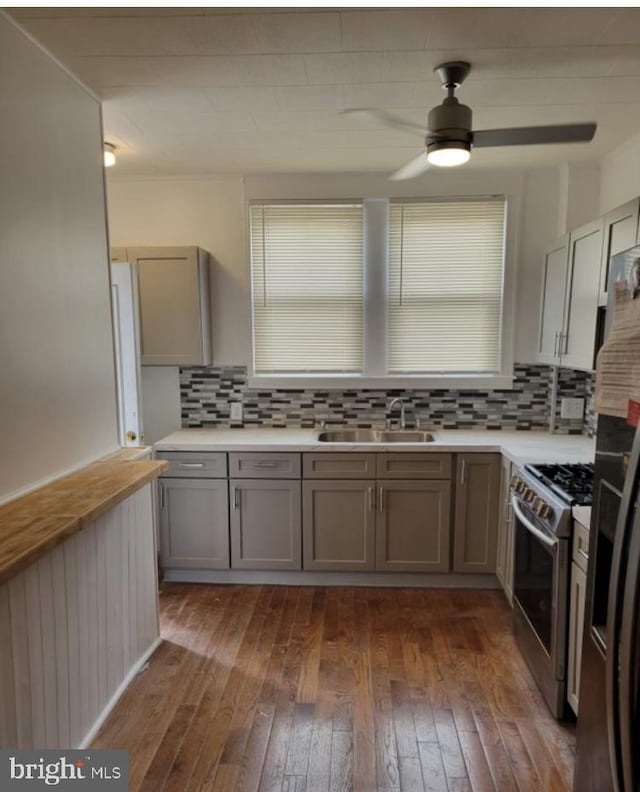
[512,495,569,681]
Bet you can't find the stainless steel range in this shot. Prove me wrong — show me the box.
[510,462,593,718]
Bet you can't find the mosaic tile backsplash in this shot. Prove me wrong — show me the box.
[180,363,597,436]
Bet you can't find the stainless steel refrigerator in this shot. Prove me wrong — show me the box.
[574,245,640,791]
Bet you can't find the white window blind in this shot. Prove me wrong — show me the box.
[388,198,506,374]
[250,203,364,373]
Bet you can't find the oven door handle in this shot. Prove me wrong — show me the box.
[511,496,558,549]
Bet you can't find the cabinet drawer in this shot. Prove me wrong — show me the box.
[229,452,301,479]
[376,453,452,480]
[303,453,376,479]
[156,451,227,478]
[573,520,590,573]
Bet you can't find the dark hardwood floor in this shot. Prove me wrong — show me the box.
[93,585,575,791]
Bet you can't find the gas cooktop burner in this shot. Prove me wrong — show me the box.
[525,462,594,506]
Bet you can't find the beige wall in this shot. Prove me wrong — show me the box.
[107,166,561,371]
[0,15,119,502]
[106,175,247,364]
[599,130,640,215]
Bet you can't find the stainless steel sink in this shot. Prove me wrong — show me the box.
[379,430,434,443]
[317,429,434,443]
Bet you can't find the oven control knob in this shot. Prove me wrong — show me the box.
[525,489,536,503]
[540,504,552,519]
[510,474,520,490]
[534,497,546,515]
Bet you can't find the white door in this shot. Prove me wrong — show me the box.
[111,261,144,446]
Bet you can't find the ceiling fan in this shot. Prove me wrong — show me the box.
[343,61,597,180]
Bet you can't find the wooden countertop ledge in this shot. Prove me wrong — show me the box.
[0,456,168,586]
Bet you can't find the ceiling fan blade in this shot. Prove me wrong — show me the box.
[473,123,597,148]
[389,152,430,181]
[341,108,427,137]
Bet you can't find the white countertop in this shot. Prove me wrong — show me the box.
[155,428,595,468]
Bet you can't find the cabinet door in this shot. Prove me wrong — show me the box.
[453,454,501,574]
[159,478,229,569]
[561,219,603,371]
[496,457,510,589]
[128,246,211,366]
[538,236,569,365]
[229,479,301,570]
[600,198,640,305]
[568,561,587,715]
[376,481,450,572]
[302,481,375,571]
[496,457,515,604]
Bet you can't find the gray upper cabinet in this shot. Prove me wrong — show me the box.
[537,221,603,371]
[302,480,375,571]
[159,477,229,569]
[453,453,501,574]
[561,218,604,371]
[599,198,640,306]
[229,479,301,570]
[122,246,212,366]
[375,481,450,572]
[538,235,570,365]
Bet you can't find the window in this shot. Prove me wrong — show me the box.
[248,196,510,387]
[388,199,506,374]
[250,202,364,373]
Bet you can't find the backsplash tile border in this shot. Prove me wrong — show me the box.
[179,362,595,436]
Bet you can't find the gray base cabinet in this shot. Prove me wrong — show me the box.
[230,479,301,570]
[376,481,451,572]
[496,456,515,602]
[302,480,375,571]
[159,477,229,569]
[453,454,501,574]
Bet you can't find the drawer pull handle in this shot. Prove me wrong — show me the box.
[233,487,240,510]
[461,459,466,485]
[251,462,280,469]
[368,487,375,511]
[379,486,384,512]
[578,548,589,562]
[179,462,205,468]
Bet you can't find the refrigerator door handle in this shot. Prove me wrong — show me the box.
[606,425,640,792]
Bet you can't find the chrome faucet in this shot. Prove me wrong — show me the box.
[386,398,406,430]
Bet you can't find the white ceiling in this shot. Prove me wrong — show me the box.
[11,7,640,176]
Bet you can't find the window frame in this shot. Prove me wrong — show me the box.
[247,195,516,390]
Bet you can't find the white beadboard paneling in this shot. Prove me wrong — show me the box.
[37,555,58,748]
[51,546,70,749]
[76,528,92,739]
[0,483,159,749]
[84,526,100,731]
[24,566,46,748]
[8,575,32,748]
[95,513,108,714]
[0,585,17,747]
[64,538,82,747]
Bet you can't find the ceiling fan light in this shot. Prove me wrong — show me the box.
[427,141,470,167]
[103,142,116,168]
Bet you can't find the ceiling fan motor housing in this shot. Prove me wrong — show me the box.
[427,97,473,152]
